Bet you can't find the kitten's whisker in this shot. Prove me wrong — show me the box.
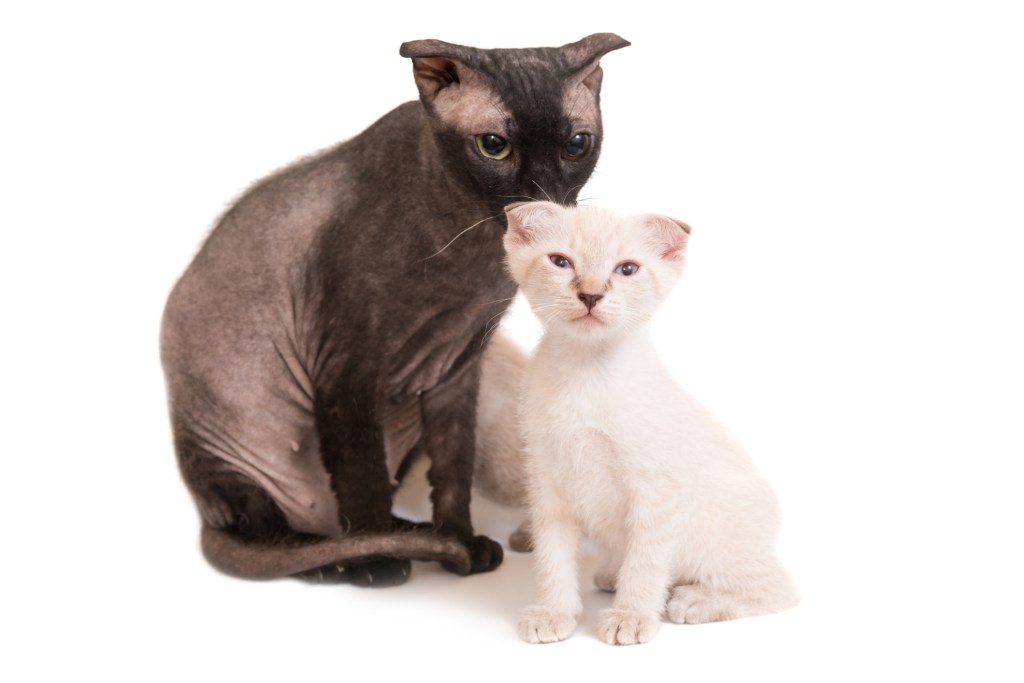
[420,212,504,261]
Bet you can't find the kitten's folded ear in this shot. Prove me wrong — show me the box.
[640,214,692,263]
[561,33,631,94]
[400,39,479,102]
[504,201,561,247]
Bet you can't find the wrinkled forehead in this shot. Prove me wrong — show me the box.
[478,50,602,134]
[426,47,603,139]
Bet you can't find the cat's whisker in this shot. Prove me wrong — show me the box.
[479,318,507,348]
[473,297,517,307]
[561,184,585,206]
[496,194,537,203]
[531,180,554,204]
[419,212,505,261]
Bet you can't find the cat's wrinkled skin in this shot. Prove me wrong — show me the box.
[504,202,799,644]
[161,35,629,584]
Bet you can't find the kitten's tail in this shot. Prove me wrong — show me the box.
[200,523,471,579]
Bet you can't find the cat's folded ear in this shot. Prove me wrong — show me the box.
[561,33,631,94]
[504,201,561,247]
[400,40,480,102]
[639,214,692,263]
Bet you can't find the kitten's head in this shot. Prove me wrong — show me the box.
[400,35,629,209]
[503,201,691,343]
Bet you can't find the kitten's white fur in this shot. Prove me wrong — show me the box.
[502,202,798,645]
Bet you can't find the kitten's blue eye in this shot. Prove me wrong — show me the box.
[549,254,573,269]
[563,133,591,160]
[614,262,640,276]
[475,134,511,160]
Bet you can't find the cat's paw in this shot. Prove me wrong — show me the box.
[518,606,577,644]
[196,494,235,529]
[508,522,533,553]
[593,570,616,593]
[667,584,734,624]
[442,535,503,575]
[597,608,660,645]
[294,558,412,588]
[390,515,434,532]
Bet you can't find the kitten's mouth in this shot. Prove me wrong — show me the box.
[572,311,604,326]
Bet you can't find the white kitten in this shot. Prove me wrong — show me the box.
[503,201,798,645]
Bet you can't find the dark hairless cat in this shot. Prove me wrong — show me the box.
[161,34,629,586]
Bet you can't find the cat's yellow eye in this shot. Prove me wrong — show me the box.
[475,134,512,160]
[563,133,591,160]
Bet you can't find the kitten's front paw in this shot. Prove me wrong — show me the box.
[518,606,577,644]
[597,608,660,645]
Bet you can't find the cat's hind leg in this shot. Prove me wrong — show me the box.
[179,435,420,586]
[592,547,621,593]
[666,584,737,624]
[666,563,799,624]
[294,556,412,587]
[508,519,533,552]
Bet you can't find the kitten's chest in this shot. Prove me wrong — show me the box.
[523,354,634,440]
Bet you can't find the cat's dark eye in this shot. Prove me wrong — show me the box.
[614,262,640,277]
[562,133,591,160]
[475,134,512,160]
[549,254,574,269]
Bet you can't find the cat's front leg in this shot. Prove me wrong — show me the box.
[518,520,583,643]
[312,387,415,586]
[596,504,675,645]
[420,361,503,575]
[518,483,583,643]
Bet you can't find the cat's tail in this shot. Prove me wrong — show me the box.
[200,523,471,579]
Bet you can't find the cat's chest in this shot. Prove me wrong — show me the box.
[523,354,634,436]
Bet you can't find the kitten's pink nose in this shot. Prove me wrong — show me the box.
[578,292,603,311]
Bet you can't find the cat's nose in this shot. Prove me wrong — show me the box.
[578,292,603,311]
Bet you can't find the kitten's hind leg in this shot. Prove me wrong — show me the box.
[593,549,621,593]
[667,570,799,624]
[508,519,533,552]
[666,584,737,624]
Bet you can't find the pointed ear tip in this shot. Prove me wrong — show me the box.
[582,33,631,49]
[399,39,458,59]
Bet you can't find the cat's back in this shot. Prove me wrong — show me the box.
[161,102,424,369]
[166,101,422,316]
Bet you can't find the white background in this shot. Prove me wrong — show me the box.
[3,1,1022,680]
